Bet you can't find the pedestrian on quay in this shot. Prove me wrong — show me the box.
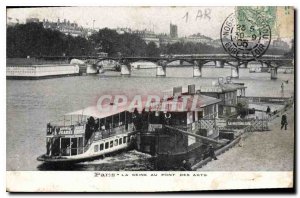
[266,106,271,117]
[281,82,284,92]
[209,144,218,160]
[281,114,288,130]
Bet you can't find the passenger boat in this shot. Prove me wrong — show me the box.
[37,104,137,163]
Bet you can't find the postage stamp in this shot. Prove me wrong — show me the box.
[220,8,272,61]
[5,6,295,192]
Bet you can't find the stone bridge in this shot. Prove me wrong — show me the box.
[94,55,293,79]
[39,55,294,79]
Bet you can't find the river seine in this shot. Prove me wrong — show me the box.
[6,66,294,170]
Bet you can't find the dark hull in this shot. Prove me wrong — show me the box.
[155,143,206,170]
[37,143,135,164]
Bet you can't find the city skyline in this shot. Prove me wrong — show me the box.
[7,7,235,39]
[7,6,294,48]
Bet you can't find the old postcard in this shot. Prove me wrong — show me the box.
[6,6,294,192]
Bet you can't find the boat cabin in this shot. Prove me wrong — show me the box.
[135,85,222,156]
[45,105,135,158]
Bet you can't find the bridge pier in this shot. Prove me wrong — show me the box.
[98,67,105,74]
[95,62,104,74]
[215,60,225,68]
[193,66,202,77]
[121,64,131,75]
[193,60,202,77]
[180,60,184,66]
[239,62,248,68]
[260,62,268,68]
[156,61,167,76]
[270,68,278,80]
[231,67,239,78]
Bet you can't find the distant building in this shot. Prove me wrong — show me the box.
[97,52,108,57]
[158,33,182,45]
[115,24,184,46]
[134,29,160,47]
[115,27,132,34]
[42,18,85,37]
[272,38,290,51]
[184,33,212,44]
[7,17,20,27]
[170,23,178,38]
[26,18,40,23]
[25,17,94,38]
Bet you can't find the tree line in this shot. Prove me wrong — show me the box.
[6,23,160,58]
[7,22,290,58]
[7,23,94,58]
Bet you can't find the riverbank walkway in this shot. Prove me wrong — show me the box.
[198,107,294,171]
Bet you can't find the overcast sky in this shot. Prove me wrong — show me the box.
[7,7,235,39]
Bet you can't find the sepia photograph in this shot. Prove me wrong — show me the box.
[5,4,295,192]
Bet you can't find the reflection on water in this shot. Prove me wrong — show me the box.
[6,66,294,170]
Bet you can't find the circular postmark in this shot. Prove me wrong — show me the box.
[220,12,271,61]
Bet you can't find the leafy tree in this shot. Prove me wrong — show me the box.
[146,41,160,57]
[89,28,121,57]
[7,23,94,58]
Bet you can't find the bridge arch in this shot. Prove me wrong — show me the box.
[166,58,195,66]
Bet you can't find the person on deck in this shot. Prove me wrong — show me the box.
[65,144,70,156]
[181,160,192,171]
[132,108,143,130]
[281,114,288,130]
[208,144,218,160]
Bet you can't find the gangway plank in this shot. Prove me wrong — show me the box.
[164,125,227,145]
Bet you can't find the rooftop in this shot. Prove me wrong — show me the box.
[200,82,247,93]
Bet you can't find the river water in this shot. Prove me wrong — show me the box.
[6,66,294,171]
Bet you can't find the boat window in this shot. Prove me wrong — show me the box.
[46,137,51,155]
[149,111,162,124]
[192,111,195,122]
[168,112,187,125]
[100,144,104,151]
[119,138,122,145]
[128,136,131,142]
[61,138,71,156]
[120,112,126,126]
[114,139,118,146]
[123,136,127,143]
[99,118,105,130]
[105,142,109,149]
[105,116,112,130]
[198,111,203,119]
[94,132,101,140]
[110,141,113,148]
[71,138,78,156]
[113,114,119,127]
[94,145,99,152]
[127,112,133,123]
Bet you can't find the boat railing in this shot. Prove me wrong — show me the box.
[84,132,96,152]
[49,114,89,127]
[83,124,135,152]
